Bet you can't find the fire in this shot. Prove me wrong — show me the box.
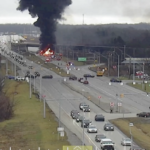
[39,44,54,56]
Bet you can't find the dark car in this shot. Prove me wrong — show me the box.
[95,134,106,142]
[83,74,95,78]
[78,78,84,83]
[110,78,122,82]
[28,66,33,69]
[137,112,150,117]
[71,113,80,119]
[70,110,80,116]
[7,75,15,80]
[130,145,145,150]
[81,120,92,128]
[83,80,89,84]
[34,72,40,77]
[95,114,105,121]
[76,116,85,122]
[82,105,90,112]
[104,123,114,131]
[69,76,77,80]
[103,145,114,150]
[42,75,53,79]
[25,75,36,79]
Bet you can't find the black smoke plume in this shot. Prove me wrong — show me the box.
[17,0,72,50]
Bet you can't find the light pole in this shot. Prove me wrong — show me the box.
[113,51,120,78]
[129,123,134,149]
[82,118,85,146]
[29,69,32,99]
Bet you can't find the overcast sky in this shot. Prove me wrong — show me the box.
[0,0,150,24]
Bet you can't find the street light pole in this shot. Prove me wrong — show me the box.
[44,98,46,118]
[40,70,42,102]
[29,69,32,99]
[82,119,85,146]
[118,54,119,78]
[59,102,61,127]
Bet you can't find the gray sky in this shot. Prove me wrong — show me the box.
[0,0,150,24]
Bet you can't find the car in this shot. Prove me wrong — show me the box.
[100,138,115,150]
[42,75,53,79]
[34,72,40,77]
[69,76,77,80]
[121,138,132,146]
[87,125,98,133]
[25,75,36,79]
[76,115,85,122]
[28,66,33,69]
[95,134,106,142]
[110,78,122,82]
[7,75,15,80]
[15,76,25,81]
[81,119,92,128]
[82,105,90,112]
[104,123,114,131]
[83,80,89,84]
[71,113,80,119]
[95,114,105,121]
[70,110,80,116]
[136,112,150,117]
[79,103,88,110]
[78,78,84,83]
[130,145,145,150]
[83,74,95,78]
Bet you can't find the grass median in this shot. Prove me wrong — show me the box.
[0,79,70,149]
[110,117,150,150]
[26,54,71,77]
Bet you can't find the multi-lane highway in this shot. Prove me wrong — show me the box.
[0,48,147,150]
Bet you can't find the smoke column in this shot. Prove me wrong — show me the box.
[17,0,72,49]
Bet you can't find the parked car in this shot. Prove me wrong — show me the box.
[28,66,33,69]
[69,76,77,80]
[81,119,92,128]
[87,125,98,133]
[104,123,114,131]
[130,145,145,150]
[70,110,80,116]
[137,112,150,117]
[110,78,122,82]
[121,138,132,146]
[42,75,53,79]
[95,134,106,142]
[76,115,85,122]
[83,74,95,78]
[82,105,90,112]
[95,114,105,121]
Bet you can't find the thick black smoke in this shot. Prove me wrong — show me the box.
[17,0,72,49]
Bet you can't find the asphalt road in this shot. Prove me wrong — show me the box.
[0,49,143,150]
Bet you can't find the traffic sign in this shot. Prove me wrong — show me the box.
[110,102,114,107]
[98,96,101,99]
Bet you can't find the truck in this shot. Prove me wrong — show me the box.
[100,138,115,150]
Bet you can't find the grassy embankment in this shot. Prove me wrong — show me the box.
[110,117,150,150]
[0,63,70,149]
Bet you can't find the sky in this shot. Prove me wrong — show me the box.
[0,0,150,24]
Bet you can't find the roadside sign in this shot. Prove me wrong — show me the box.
[78,57,86,61]
[60,131,64,137]
[118,102,122,106]
[98,96,101,98]
[110,102,114,107]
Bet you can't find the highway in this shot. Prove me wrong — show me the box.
[0,48,146,150]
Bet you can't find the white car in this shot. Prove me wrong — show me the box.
[121,138,131,146]
[15,76,25,81]
[87,125,98,133]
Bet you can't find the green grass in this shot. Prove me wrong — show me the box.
[0,80,70,149]
[128,82,150,93]
[110,117,150,150]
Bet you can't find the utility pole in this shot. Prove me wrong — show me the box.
[44,98,46,118]
[29,69,32,99]
[133,62,135,82]
[14,63,16,78]
[108,57,110,77]
[124,45,126,60]
[5,58,8,76]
